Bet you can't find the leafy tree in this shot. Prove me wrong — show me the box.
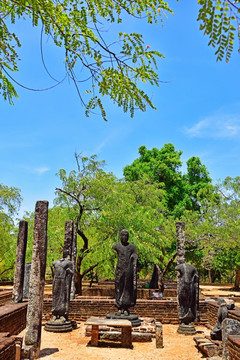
[215,176,240,289]
[53,152,179,290]
[123,144,214,217]
[88,178,170,279]
[0,0,173,119]
[0,184,22,216]
[197,0,240,62]
[23,206,74,279]
[54,153,116,293]
[183,176,240,287]
[0,184,22,280]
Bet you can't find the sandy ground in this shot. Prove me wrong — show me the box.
[4,283,239,359]
[19,324,210,360]
[200,284,240,306]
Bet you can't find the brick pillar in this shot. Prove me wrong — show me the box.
[121,326,132,348]
[176,222,185,265]
[12,220,28,303]
[91,325,99,346]
[24,201,48,359]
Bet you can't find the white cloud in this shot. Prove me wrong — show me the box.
[17,164,50,175]
[184,112,240,138]
[34,167,50,175]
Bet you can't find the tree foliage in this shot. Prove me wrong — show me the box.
[0,0,173,119]
[123,144,214,217]
[198,0,240,62]
[0,184,22,280]
[53,153,177,287]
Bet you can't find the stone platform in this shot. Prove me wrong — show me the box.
[85,317,132,348]
[106,312,141,327]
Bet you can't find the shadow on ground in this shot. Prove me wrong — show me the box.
[40,348,59,358]
[87,340,133,349]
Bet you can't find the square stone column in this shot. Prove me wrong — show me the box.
[176,221,185,265]
[63,221,73,258]
[12,220,28,303]
[24,201,48,359]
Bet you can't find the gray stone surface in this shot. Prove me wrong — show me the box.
[176,222,185,264]
[222,318,240,360]
[218,297,235,310]
[176,262,199,326]
[155,322,163,348]
[63,221,73,259]
[12,220,28,303]
[100,331,153,342]
[45,256,73,333]
[23,263,31,299]
[52,257,73,318]
[70,228,77,300]
[106,312,141,327]
[210,297,229,341]
[24,200,48,359]
[112,229,138,314]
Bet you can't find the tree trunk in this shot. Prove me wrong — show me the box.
[233,268,240,290]
[208,269,212,283]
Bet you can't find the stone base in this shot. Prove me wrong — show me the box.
[100,331,153,342]
[177,323,196,335]
[106,312,141,327]
[22,345,40,359]
[44,319,73,333]
[193,336,219,357]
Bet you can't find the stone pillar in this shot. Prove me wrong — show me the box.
[155,322,163,348]
[176,222,185,265]
[24,201,48,359]
[63,221,73,258]
[12,220,28,303]
[23,263,32,299]
[70,224,77,299]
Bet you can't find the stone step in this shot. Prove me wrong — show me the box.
[194,336,219,357]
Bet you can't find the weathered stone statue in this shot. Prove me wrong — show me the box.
[45,254,73,332]
[176,262,199,335]
[107,229,140,326]
[113,229,138,314]
[210,298,229,341]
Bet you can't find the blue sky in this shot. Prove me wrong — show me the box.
[1,1,240,218]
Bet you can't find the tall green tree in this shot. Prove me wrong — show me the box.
[0,0,172,119]
[54,153,116,292]
[53,152,176,288]
[88,178,170,279]
[183,176,240,286]
[123,144,214,217]
[0,184,22,280]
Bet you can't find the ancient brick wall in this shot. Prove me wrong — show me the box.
[206,300,240,326]
[228,335,240,360]
[205,301,219,327]
[43,298,208,324]
[0,303,27,335]
[0,290,12,306]
[0,334,22,360]
[80,287,176,299]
